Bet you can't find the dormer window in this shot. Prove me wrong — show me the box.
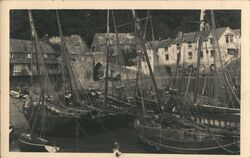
[230,36,234,43]
[225,34,234,44]
[225,36,229,43]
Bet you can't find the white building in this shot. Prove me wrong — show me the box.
[156,27,240,69]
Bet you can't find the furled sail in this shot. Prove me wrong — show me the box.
[28,10,56,100]
[56,10,84,106]
[210,11,240,108]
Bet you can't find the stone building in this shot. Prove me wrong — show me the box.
[10,38,60,87]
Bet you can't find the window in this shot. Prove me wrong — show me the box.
[177,44,181,50]
[188,51,192,59]
[10,53,14,59]
[209,38,213,44]
[210,50,214,57]
[164,47,168,52]
[165,54,169,61]
[43,54,48,59]
[27,53,32,59]
[14,68,21,73]
[225,35,234,43]
[230,36,234,43]
[227,48,236,55]
[225,36,229,43]
[200,51,203,58]
[188,42,192,48]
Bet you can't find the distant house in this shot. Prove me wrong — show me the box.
[139,40,159,74]
[10,39,59,77]
[157,27,240,69]
[91,33,136,53]
[157,38,174,65]
[206,27,240,65]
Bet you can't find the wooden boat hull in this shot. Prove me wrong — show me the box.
[18,133,59,152]
[26,112,75,133]
[23,101,96,135]
[134,119,240,154]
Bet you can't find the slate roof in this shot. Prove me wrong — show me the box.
[145,40,160,49]
[172,27,228,44]
[232,29,241,37]
[91,33,136,47]
[157,38,174,48]
[10,39,56,54]
[214,27,228,38]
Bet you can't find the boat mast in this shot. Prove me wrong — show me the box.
[132,10,162,113]
[149,11,155,42]
[210,10,240,106]
[56,10,84,106]
[111,10,124,66]
[28,10,52,136]
[104,10,110,106]
[193,9,205,103]
[111,10,124,87]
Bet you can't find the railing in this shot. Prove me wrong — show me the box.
[11,70,61,76]
[10,58,58,64]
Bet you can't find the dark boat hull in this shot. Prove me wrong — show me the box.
[24,110,75,133]
[18,134,59,152]
[135,120,240,154]
[18,139,51,152]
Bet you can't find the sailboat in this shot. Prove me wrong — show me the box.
[52,10,115,134]
[84,10,138,124]
[22,10,93,135]
[18,10,60,152]
[133,10,240,154]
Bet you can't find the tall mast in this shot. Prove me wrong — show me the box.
[104,10,110,106]
[193,9,205,103]
[112,10,124,87]
[210,10,240,106]
[132,10,162,113]
[28,10,54,98]
[149,11,155,42]
[111,10,124,66]
[56,10,82,106]
[30,35,34,88]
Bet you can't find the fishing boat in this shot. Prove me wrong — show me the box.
[18,10,60,152]
[55,10,112,128]
[81,10,138,126]
[18,133,59,152]
[23,11,94,134]
[133,10,240,154]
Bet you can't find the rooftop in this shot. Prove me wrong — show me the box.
[91,33,136,47]
[10,39,56,54]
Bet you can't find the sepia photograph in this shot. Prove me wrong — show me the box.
[6,7,242,156]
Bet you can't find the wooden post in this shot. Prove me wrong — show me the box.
[193,9,205,103]
[132,10,162,113]
[104,10,110,106]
